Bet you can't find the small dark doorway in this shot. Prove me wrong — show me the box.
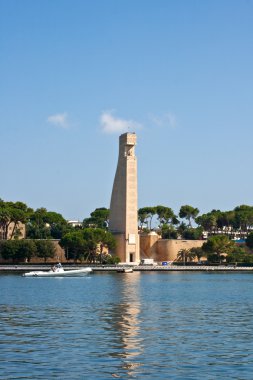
[130,253,134,262]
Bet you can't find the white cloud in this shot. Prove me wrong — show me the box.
[100,111,142,134]
[150,112,177,129]
[165,112,177,129]
[47,112,69,129]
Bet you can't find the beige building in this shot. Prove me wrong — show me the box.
[109,132,140,264]
[0,222,26,240]
[140,232,205,262]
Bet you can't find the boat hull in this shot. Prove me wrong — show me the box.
[116,268,133,273]
[23,268,92,277]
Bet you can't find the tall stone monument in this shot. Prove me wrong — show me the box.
[109,132,140,263]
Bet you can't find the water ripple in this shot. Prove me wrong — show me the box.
[1,272,253,378]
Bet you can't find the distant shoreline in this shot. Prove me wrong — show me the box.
[1,265,253,272]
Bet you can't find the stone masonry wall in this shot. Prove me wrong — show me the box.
[140,233,204,262]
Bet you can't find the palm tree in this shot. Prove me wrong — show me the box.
[177,249,189,265]
[189,247,206,262]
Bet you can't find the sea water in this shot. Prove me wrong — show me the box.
[1,271,253,379]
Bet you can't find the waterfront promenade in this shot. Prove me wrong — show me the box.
[1,264,253,272]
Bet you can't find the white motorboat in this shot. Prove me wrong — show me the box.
[23,263,92,277]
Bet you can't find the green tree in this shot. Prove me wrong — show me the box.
[0,200,10,240]
[181,227,203,240]
[60,228,116,263]
[196,213,217,233]
[0,240,36,263]
[45,211,69,239]
[233,205,253,232]
[103,255,121,265]
[17,240,37,262]
[189,247,206,261]
[26,208,51,239]
[161,224,178,239]
[177,249,196,264]
[0,240,20,262]
[7,202,31,239]
[0,200,31,240]
[83,208,109,229]
[216,211,235,232]
[226,246,251,264]
[202,235,235,263]
[82,228,116,263]
[179,205,199,227]
[177,222,188,238]
[138,208,149,230]
[156,205,178,227]
[138,207,157,230]
[26,208,69,239]
[60,231,85,261]
[246,232,253,249]
[34,240,56,262]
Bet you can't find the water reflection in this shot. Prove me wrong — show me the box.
[101,272,143,376]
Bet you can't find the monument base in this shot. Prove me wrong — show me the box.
[112,233,140,264]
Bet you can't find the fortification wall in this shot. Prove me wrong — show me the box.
[140,233,204,262]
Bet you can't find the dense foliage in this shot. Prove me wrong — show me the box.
[1,197,253,264]
[175,237,253,265]
[0,199,74,240]
[60,228,116,263]
[83,208,109,229]
[246,232,253,249]
[0,239,55,263]
[202,235,235,263]
[0,199,32,239]
[26,208,70,239]
[138,204,253,241]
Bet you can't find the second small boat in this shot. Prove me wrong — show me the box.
[116,268,133,273]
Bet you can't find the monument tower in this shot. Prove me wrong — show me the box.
[109,132,140,263]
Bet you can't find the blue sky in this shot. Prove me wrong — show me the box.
[1,0,253,221]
